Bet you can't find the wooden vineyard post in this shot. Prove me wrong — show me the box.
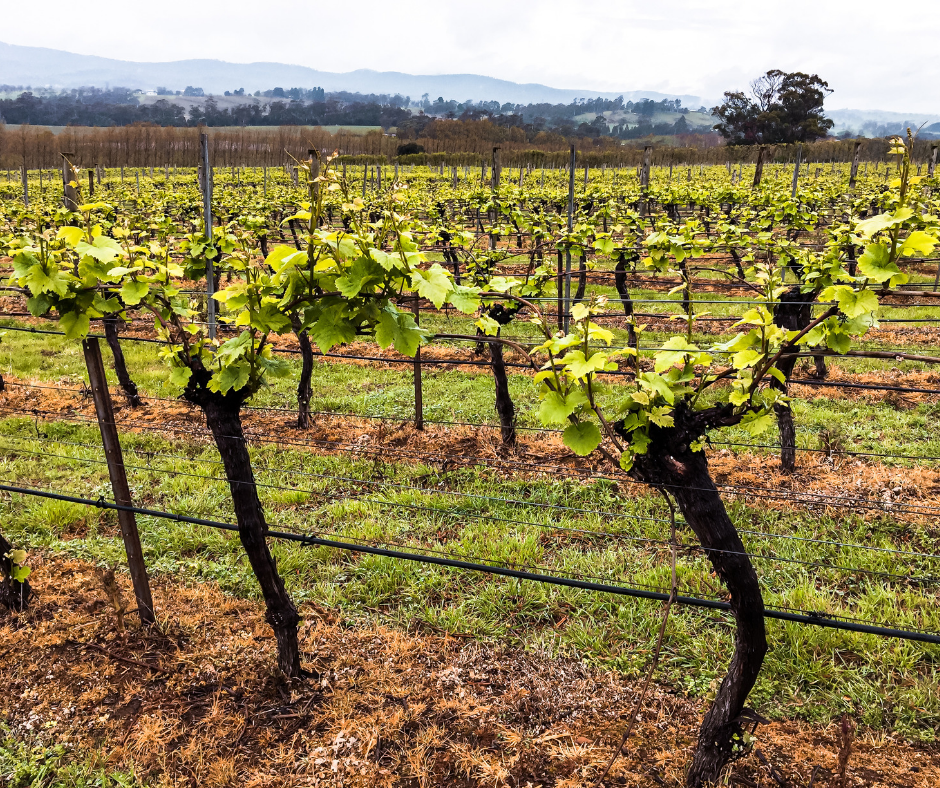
[564,144,575,333]
[584,161,589,187]
[82,337,156,627]
[263,165,267,197]
[61,155,80,211]
[791,144,802,199]
[200,133,216,340]
[87,169,95,198]
[639,145,652,217]
[929,145,938,178]
[849,141,862,188]
[490,147,501,251]
[20,165,28,208]
[413,296,424,431]
[752,146,766,188]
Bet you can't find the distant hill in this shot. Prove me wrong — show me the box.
[826,108,940,135]
[0,41,703,106]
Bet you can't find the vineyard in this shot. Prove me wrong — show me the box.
[1,137,939,787]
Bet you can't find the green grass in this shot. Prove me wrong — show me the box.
[1,301,940,740]
[0,730,142,787]
[1,409,938,739]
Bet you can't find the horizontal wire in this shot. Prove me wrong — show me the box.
[15,425,938,562]
[1,479,937,645]
[5,398,940,567]
[4,438,940,585]
[5,399,940,519]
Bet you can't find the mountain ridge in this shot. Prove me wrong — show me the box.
[0,41,704,106]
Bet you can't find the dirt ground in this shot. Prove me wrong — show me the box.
[2,557,938,788]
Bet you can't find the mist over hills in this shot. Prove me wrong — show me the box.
[0,42,703,107]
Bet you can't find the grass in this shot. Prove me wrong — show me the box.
[1,406,938,739]
[0,729,141,787]
[1,279,939,742]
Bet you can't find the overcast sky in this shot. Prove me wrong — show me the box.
[7,0,939,113]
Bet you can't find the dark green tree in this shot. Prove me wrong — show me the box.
[712,70,833,144]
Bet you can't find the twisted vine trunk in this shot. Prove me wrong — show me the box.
[489,335,516,447]
[291,315,314,429]
[0,531,31,612]
[624,406,767,786]
[772,285,811,473]
[187,381,302,678]
[103,316,142,407]
[574,251,588,302]
[614,255,638,351]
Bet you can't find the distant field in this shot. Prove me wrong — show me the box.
[34,124,390,136]
[571,108,714,130]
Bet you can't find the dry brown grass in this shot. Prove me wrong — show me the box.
[2,557,938,787]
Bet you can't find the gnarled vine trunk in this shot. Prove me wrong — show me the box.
[614,254,638,351]
[103,316,142,407]
[0,531,31,612]
[484,305,519,447]
[574,251,588,303]
[621,404,767,786]
[772,285,811,473]
[291,314,314,429]
[185,376,302,678]
[489,335,516,447]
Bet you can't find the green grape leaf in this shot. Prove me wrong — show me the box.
[7,549,26,565]
[57,226,84,246]
[311,310,356,352]
[654,337,699,373]
[76,235,122,263]
[741,411,776,436]
[411,264,452,308]
[559,350,615,379]
[538,389,588,425]
[638,372,675,405]
[898,231,937,258]
[647,406,675,428]
[856,243,900,283]
[368,248,396,271]
[120,279,149,306]
[60,311,90,340]
[336,256,385,298]
[448,285,482,315]
[249,302,292,333]
[375,306,425,357]
[475,315,501,336]
[562,421,602,456]
[264,245,305,273]
[11,565,30,582]
[826,330,850,354]
[169,366,193,387]
[24,264,69,297]
[210,363,250,394]
[835,288,879,319]
[25,294,52,317]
